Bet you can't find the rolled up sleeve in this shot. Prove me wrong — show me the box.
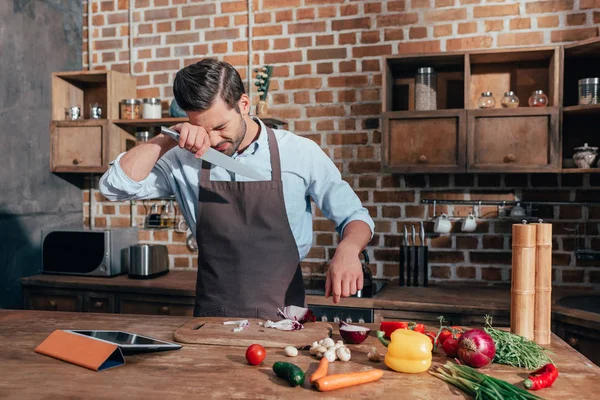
[99,153,173,201]
[306,142,375,238]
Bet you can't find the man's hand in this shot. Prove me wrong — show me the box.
[325,242,364,304]
[171,122,211,158]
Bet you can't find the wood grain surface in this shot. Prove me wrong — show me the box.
[1,310,599,399]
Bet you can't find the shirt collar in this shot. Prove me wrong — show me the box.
[234,117,267,157]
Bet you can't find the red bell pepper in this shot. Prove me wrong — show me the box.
[380,321,425,338]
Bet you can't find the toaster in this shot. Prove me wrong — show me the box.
[128,244,169,279]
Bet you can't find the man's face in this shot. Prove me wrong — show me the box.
[187,97,246,157]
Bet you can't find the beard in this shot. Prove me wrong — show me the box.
[223,115,247,157]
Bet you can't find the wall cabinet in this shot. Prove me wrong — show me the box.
[383,39,600,174]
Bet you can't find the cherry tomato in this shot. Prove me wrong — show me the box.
[442,337,459,357]
[245,344,266,365]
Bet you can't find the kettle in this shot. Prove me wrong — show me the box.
[355,250,373,298]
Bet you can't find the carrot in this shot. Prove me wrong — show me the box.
[314,369,384,392]
[310,358,329,384]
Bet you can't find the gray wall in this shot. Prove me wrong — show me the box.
[1,0,84,308]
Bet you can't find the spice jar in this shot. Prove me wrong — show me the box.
[120,99,141,119]
[142,98,162,119]
[578,78,599,105]
[573,143,598,169]
[501,91,519,108]
[415,67,437,111]
[478,92,495,109]
[135,130,151,145]
[90,103,102,119]
[528,90,548,107]
[65,106,81,121]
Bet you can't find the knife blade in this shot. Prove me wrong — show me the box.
[411,225,418,286]
[161,126,268,181]
[404,225,411,287]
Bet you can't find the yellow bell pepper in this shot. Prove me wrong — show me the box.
[384,329,432,373]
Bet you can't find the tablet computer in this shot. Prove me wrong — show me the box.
[66,330,182,354]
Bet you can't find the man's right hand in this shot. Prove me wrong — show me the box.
[171,122,211,159]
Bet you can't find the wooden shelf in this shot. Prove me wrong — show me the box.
[560,168,600,174]
[113,117,188,127]
[563,104,600,115]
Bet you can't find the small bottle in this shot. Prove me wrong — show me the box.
[161,201,175,228]
[478,92,495,109]
[501,91,519,108]
[528,90,548,107]
[147,204,161,228]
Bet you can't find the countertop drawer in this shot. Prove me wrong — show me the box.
[24,290,83,312]
[85,293,116,313]
[119,295,194,316]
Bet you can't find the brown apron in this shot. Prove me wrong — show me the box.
[193,126,305,319]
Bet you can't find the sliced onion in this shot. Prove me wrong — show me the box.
[264,319,304,331]
[339,321,371,344]
[278,306,316,323]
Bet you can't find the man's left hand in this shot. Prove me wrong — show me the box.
[325,243,363,304]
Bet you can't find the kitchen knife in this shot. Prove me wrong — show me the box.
[411,225,418,287]
[399,225,407,286]
[161,126,268,181]
[405,225,411,287]
[419,221,428,287]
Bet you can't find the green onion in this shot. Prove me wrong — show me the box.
[430,362,545,400]
[484,316,554,370]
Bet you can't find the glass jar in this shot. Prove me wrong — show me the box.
[578,78,599,105]
[501,91,519,108]
[135,130,151,145]
[573,143,598,169]
[478,92,495,109]
[65,106,81,120]
[120,99,141,119]
[528,90,548,107]
[90,103,102,119]
[142,98,162,119]
[415,67,437,111]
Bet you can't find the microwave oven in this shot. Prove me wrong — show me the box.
[41,228,138,277]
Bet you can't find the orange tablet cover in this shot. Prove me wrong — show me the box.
[35,330,125,371]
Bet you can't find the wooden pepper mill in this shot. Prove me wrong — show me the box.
[511,222,537,340]
[534,222,552,345]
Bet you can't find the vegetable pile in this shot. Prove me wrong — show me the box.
[430,362,544,400]
[484,316,554,370]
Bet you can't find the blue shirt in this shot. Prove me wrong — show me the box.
[99,117,374,260]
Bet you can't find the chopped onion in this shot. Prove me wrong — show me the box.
[264,319,304,331]
[223,319,250,332]
[339,321,371,344]
[278,306,316,323]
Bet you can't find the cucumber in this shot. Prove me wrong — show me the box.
[272,361,305,387]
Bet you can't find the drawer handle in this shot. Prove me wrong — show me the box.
[94,301,103,309]
[504,154,516,163]
[160,306,170,314]
[48,300,57,309]
[418,154,427,164]
[567,336,579,347]
[72,158,83,165]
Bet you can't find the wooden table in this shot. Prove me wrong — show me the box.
[1,310,599,399]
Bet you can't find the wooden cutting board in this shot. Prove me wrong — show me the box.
[173,318,333,348]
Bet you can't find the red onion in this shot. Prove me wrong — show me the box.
[457,329,496,368]
[277,306,316,324]
[339,321,371,344]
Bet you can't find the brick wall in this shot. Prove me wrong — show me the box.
[81,0,600,287]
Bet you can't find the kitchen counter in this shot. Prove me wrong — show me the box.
[22,271,599,319]
[1,310,599,399]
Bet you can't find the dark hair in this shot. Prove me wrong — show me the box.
[173,59,245,112]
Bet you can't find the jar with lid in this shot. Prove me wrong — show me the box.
[478,92,495,109]
[528,90,548,107]
[142,98,162,119]
[501,91,519,108]
[147,204,161,228]
[161,201,176,228]
[573,143,598,169]
[65,106,81,120]
[120,99,141,119]
[578,78,599,105]
[135,130,151,145]
[415,67,437,111]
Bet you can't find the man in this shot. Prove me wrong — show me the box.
[100,59,374,319]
